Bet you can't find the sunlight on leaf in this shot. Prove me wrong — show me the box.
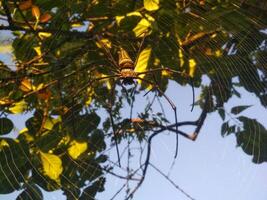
[31,5,40,20]
[0,139,9,149]
[33,46,42,56]
[20,78,35,92]
[0,44,13,54]
[135,47,152,89]
[71,23,84,28]
[68,140,88,160]
[144,0,160,11]
[9,100,27,114]
[115,11,142,25]
[40,13,52,23]
[96,38,112,49]
[133,14,154,37]
[189,58,197,77]
[86,88,94,106]
[40,152,63,183]
[43,118,54,130]
[19,128,34,142]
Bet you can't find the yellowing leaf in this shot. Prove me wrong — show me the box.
[40,152,63,182]
[19,128,34,142]
[133,15,154,37]
[96,38,112,49]
[189,58,197,77]
[0,139,9,149]
[40,13,52,23]
[9,100,27,114]
[19,0,32,10]
[20,78,34,92]
[68,140,88,160]
[0,44,13,54]
[116,11,142,25]
[71,23,84,28]
[144,0,160,11]
[85,88,94,105]
[0,98,13,106]
[215,50,222,57]
[32,5,40,20]
[34,46,42,56]
[38,32,52,39]
[133,19,150,37]
[43,118,54,130]
[135,47,152,87]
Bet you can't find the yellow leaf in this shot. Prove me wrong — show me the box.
[116,11,142,25]
[0,98,13,106]
[9,100,27,114]
[34,46,42,56]
[40,13,52,23]
[43,118,54,130]
[20,78,35,92]
[215,50,222,57]
[0,44,13,54]
[144,0,160,11]
[133,15,154,38]
[0,139,9,149]
[96,38,112,49]
[32,5,40,20]
[71,23,84,28]
[68,140,88,160]
[40,152,63,182]
[38,32,52,39]
[135,47,152,87]
[85,88,94,105]
[19,128,34,142]
[189,58,197,77]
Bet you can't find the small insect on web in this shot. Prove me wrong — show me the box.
[73,33,196,167]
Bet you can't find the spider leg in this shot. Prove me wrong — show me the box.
[135,77,179,158]
[137,67,195,112]
[95,35,120,73]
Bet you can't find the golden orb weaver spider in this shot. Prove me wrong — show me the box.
[73,34,195,167]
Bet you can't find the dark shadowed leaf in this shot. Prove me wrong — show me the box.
[231,105,252,115]
[16,184,43,200]
[0,118,13,135]
[236,116,267,163]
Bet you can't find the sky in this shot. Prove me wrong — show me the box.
[0,31,267,200]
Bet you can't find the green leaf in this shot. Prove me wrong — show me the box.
[16,184,43,200]
[236,117,267,163]
[0,118,13,135]
[221,121,229,137]
[231,105,252,115]
[0,138,30,194]
[80,177,106,200]
[218,109,225,121]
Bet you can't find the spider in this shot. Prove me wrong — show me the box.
[73,34,195,167]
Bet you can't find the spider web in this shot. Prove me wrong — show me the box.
[0,1,267,200]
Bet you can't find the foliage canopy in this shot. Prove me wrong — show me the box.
[0,0,267,199]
